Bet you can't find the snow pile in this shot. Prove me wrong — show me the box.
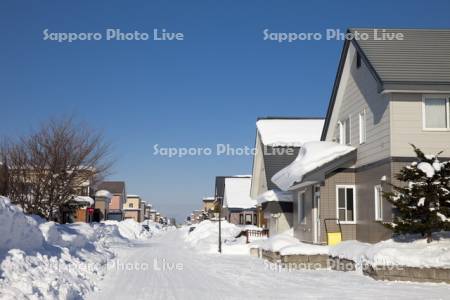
[258,230,329,256]
[330,233,450,268]
[0,197,160,299]
[0,197,44,253]
[184,220,244,253]
[223,177,256,209]
[256,119,324,147]
[272,141,355,191]
[256,190,293,205]
[104,219,152,240]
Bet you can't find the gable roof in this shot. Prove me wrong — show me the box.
[321,28,450,140]
[256,117,324,147]
[97,181,125,194]
[223,177,256,209]
[350,28,450,85]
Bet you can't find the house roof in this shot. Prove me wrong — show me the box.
[321,28,450,140]
[223,177,256,209]
[214,175,251,199]
[97,181,125,194]
[349,28,450,85]
[256,118,324,147]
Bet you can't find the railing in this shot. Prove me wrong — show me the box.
[238,229,269,243]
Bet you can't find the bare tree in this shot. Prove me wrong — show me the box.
[3,117,113,220]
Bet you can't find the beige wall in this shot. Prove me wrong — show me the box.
[268,213,292,236]
[325,43,391,167]
[124,197,141,210]
[390,93,450,158]
[124,210,139,222]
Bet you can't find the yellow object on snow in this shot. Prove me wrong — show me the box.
[327,232,342,246]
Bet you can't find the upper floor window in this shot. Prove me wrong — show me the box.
[337,118,351,145]
[359,110,366,144]
[423,96,450,130]
[129,203,134,208]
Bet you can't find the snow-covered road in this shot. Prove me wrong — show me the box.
[88,230,450,300]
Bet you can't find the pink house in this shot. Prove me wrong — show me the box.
[97,181,126,221]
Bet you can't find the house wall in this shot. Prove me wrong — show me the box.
[124,210,139,222]
[124,197,140,210]
[250,134,268,198]
[268,213,293,236]
[390,93,450,158]
[355,161,393,243]
[319,170,356,243]
[109,195,122,210]
[293,186,314,243]
[325,43,391,167]
[227,210,257,226]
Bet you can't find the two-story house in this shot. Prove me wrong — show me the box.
[97,181,126,221]
[250,117,324,235]
[123,195,142,222]
[272,28,450,244]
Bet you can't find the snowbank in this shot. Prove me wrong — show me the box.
[256,119,324,147]
[0,197,44,254]
[258,230,329,256]
[272,141,355,190]
[0,197,159,299]
[330,233,450,268]
[104,219,152,240]
[184,220,245,253]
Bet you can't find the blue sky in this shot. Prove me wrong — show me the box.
[1,0,450,222]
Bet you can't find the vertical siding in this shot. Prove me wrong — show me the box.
[327,43,391,167]
[390,93,450,157]
[293,186,314,242]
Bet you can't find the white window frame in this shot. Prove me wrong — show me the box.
[374,185,383,221]
[336,185,356,224]
[337,121,343,144]
[297,191,306,225]
[344,117,351,145]
[422,95,450,131]
[359,110,366,144]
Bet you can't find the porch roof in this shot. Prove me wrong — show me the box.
[272,141,356,191]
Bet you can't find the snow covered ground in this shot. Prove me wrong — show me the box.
[88,227,450,300]
[0,196,162,299]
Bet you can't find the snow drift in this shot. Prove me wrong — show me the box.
[0,197,158,299]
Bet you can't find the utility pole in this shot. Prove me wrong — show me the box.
[218,196,222,253]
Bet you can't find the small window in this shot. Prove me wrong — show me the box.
[374,185,383,221]
[356,52,361,69]
[253,214,257,225]
[239,214,244,224]
[423,97,449,129]
[359,110,366,144]
[298,192,306,224]
[337,186,356,223]
[129,203,134,208]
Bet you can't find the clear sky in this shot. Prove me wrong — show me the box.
[1,0,450,222]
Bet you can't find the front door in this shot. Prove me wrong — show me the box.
[313,185,321,244]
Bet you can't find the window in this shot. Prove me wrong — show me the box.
[298,192,306,224]
[239,214,244,224]
[356,52,361,69]
[129,203,134,208]
[359,110,366,144]
[245,214,252,224]
[374,185,383,221]
[423,96,449,130]
[336,186,356,223]
[344,118,351,145]
[253,214,257,225]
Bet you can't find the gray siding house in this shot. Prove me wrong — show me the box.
[273,28,450,244]
[250,117,324,235]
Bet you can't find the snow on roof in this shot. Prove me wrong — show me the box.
[202,197,215,201]
[223,177,256,209]
[256,119,324,147]
[127,194,141,198]
[95,189,113,199]
[72,196,94,205]
[256,190,293,205]
[272,141,355,190]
